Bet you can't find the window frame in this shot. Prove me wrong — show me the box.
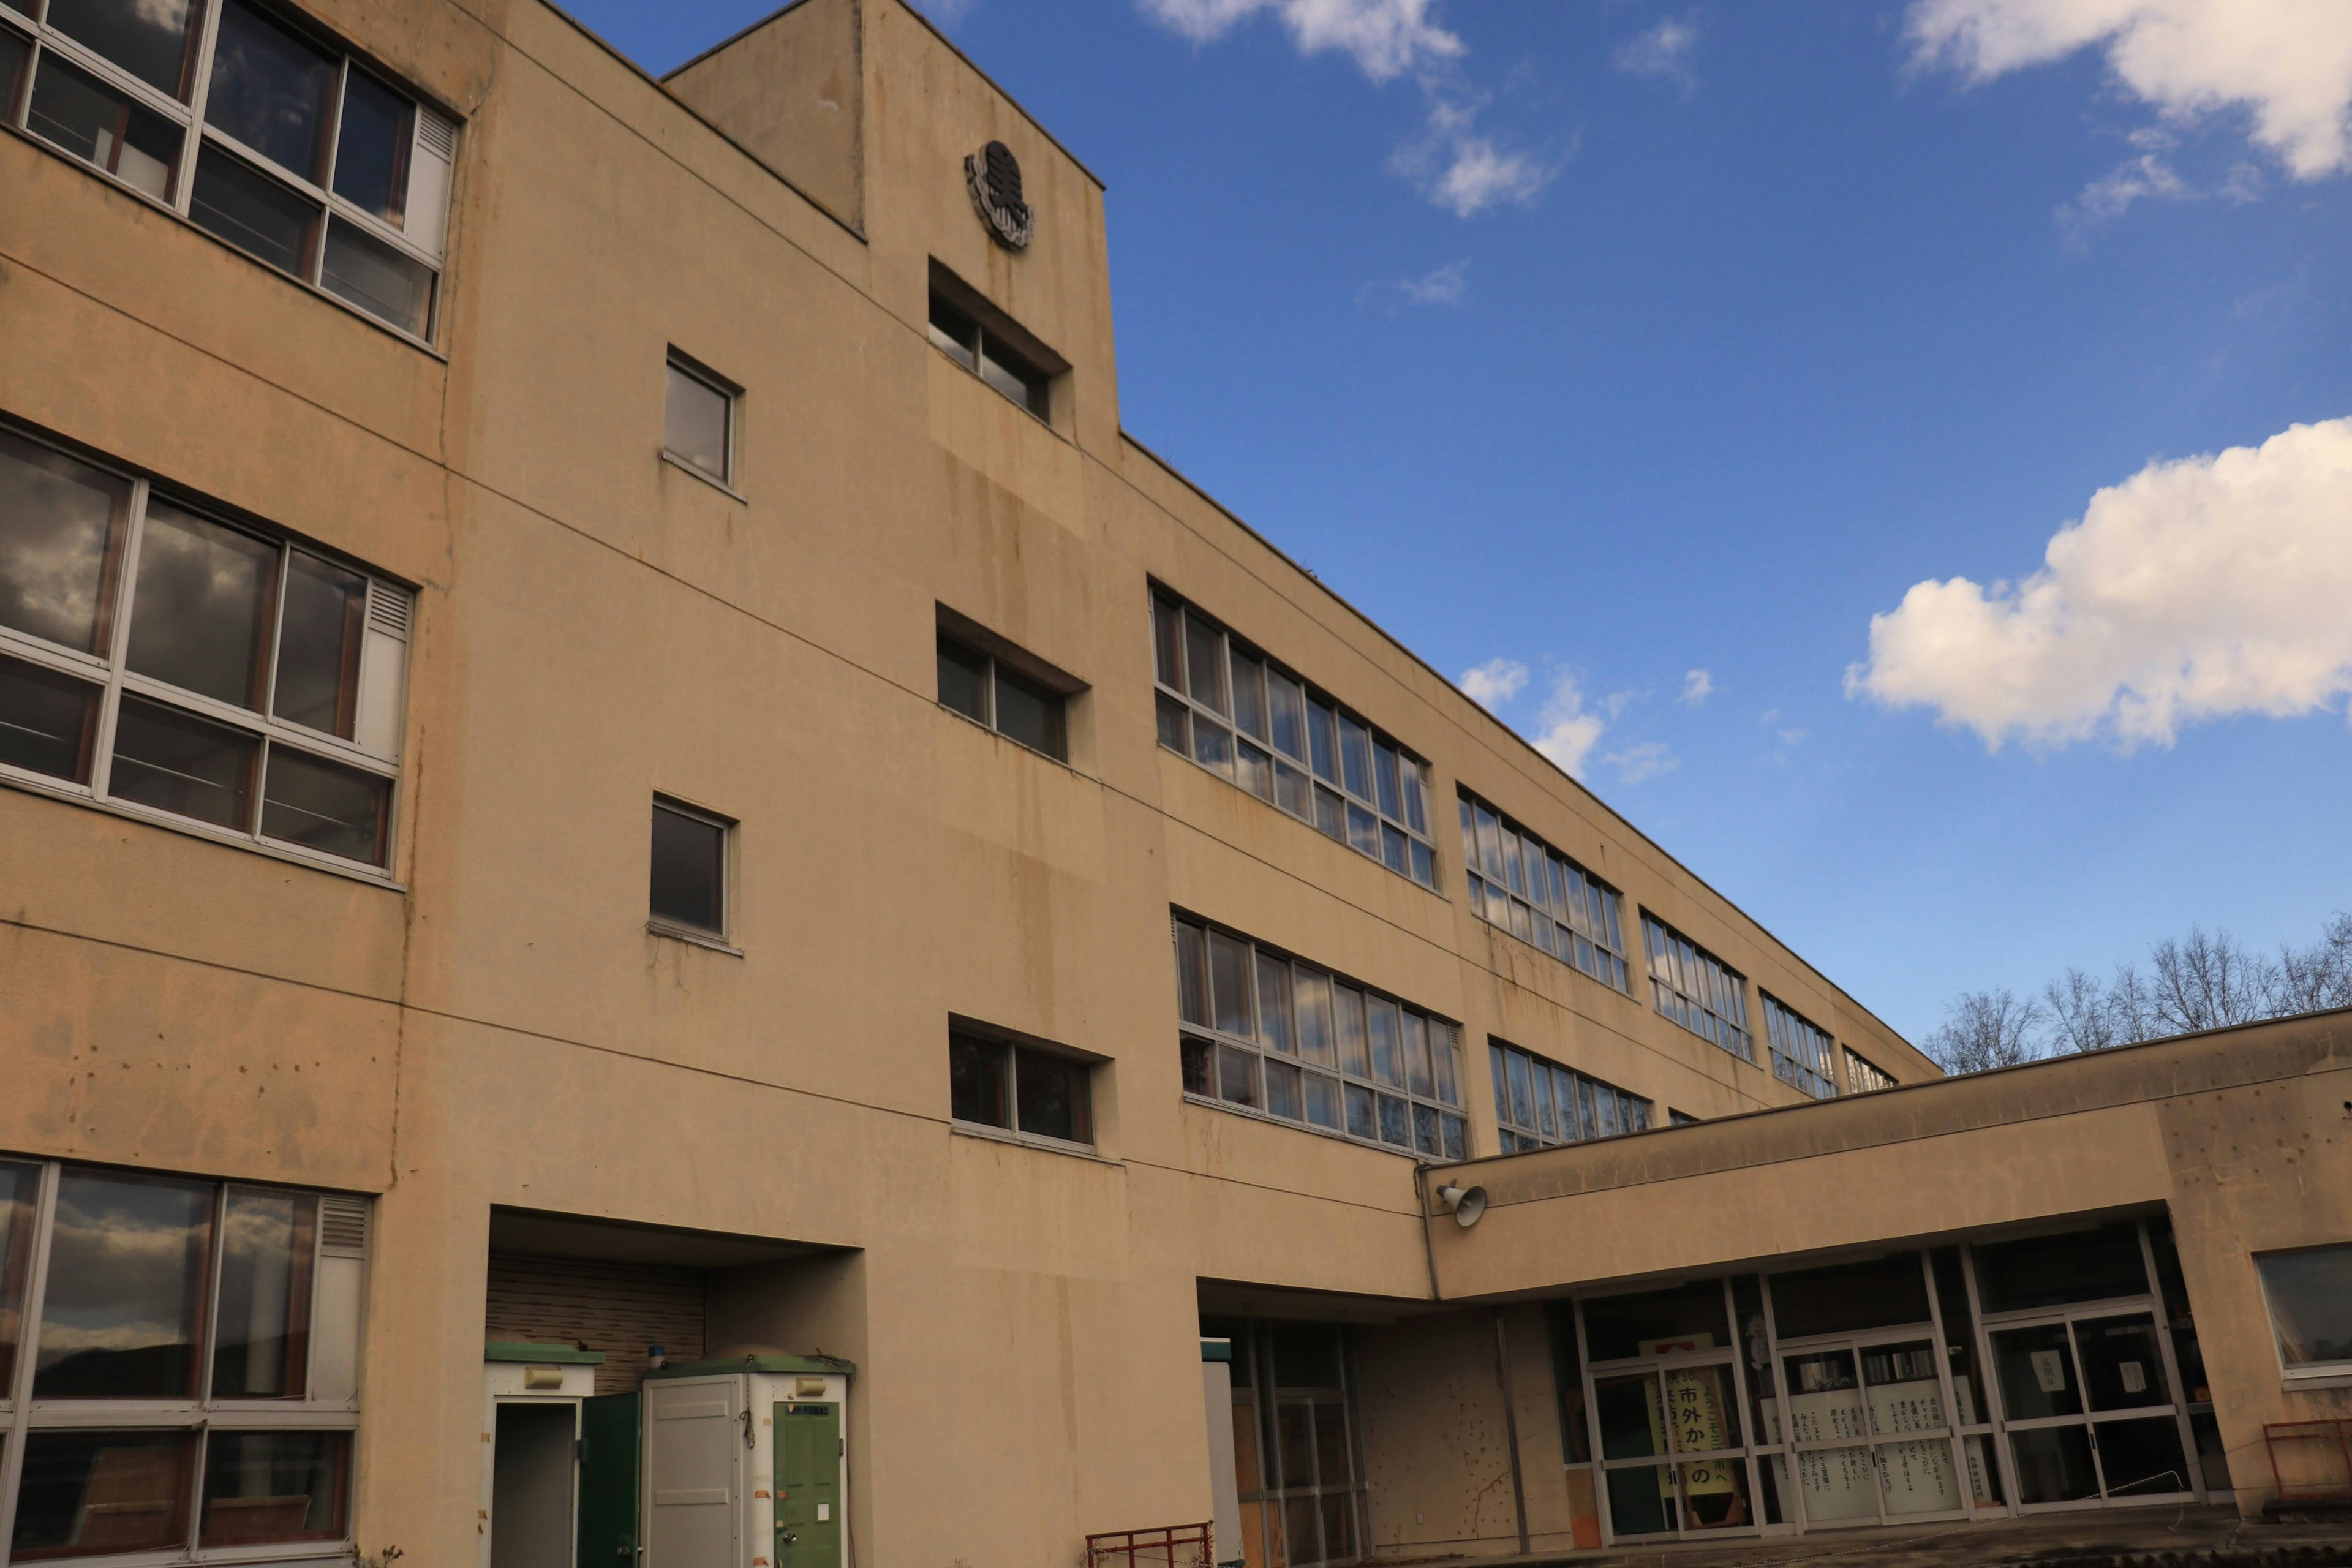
[934,609,1080,766]
[1152,587,1438,891]
[926,261,1064,424]
[0,419,411,880]
[2253,1245,2352,1382]
[1488,1038,1653,1152]
[1640,914,1754,1063]
[647,794,735,950]
[1844,1048,1897,1095]
[1172,912,1469,1161]
[662,349,741,494]
[946,1025,1099,1156]
[0,1155,367,1561]
[0,0,456,345]
[1761,994,1839,1101]
[1456,788,1631,992]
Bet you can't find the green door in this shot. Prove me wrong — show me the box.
[774,1401,842,1568]
[577,1392,640,1568]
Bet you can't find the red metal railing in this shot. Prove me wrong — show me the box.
[2265,1419,2352,1502]
[1085,1522,1215,1568]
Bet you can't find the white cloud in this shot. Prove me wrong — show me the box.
[1531,673,1607,777]
[2056,129,2264,247]
[1615,16,1699,91]
[1458,657,1529,709]
[1605,741,1678,784]
[1391,93,1560,217]
[1847,415,2352,749]
[1907,0,2352,180]
[1399,257,1471,306]
[1138,0,1461,80]
[1681,668,1714,705]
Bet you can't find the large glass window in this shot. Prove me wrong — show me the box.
[948,1030,1095,1149]
[1173,914,1465,1159]
[2256,1245,2352,1378]
[1457,790,1630,992]
[0,421,409,869]
[1642,916,1752,1062]
[1490,1039,1650,1152]
[1844,1049,1896,1095]
[1762,995,1839,1100]
[5,0,455,339]
[1153,590,1437,890]
[0,1158,366,1560]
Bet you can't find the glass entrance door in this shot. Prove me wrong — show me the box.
[1991,1311,2194,1508]
[1773,1335,1966,1528]
[1594,1355,1759,1538]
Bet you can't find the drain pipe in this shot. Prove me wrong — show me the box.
[1491,1307,1532,1556]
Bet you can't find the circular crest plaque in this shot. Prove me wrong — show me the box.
[965,140,1034,251]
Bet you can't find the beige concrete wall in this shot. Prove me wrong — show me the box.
[668,0,867,233]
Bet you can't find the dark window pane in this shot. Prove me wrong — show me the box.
[2260,1246,2352,1369]
[1234,738,1272,802]
[0,32,26,121]
[332,69,414,225]
[1346,801,1379,857]
[1373,741,1401,818]
[1154,692,1189,753]
[1014,1047,1088,1142]
[1769,1254,1932,1339]
[108,695,258,829]
[1151,597,1183,690]
[1343,1082,1375,1140]
[663,363,730,481]
[1217,1045,1259,1109]
[272,551,365,736]
[44,0,200,96]
[649,801,725,934]
[925,292,977,369]
[13,1430,198,1556]
[320,218,434,336]
[1365,997,1401,1087]
[205,0,336,179]
[1412,1102,1439,1156]
[1305,698,1337,784]
[1582,1282,1733,1363]
[1180,1036,1213,1097]
[0,654,101,782]
[949,1034,1008,1128]
[213,1188,315,1397]
[1183,615,1226,715]
[35,1167,214,1398]
[26,54,179,197]
[1254,954,1292,1052]
[1975,1223,2149,1313]
[1376,1093,1409,1147]
[1338,714,1371,799]
[202,1431,349,1545]
[1208,930,1253,1038]
[1312,784,1343,840]
[992,666,1064,760]
[2094,1416,2190,1498]
[1303,1072,1341,1129]
[1264,1058,1300,1120]
[124,502,276,707]
[0,1159,37,1392]
[190,145,318,276]
[1229,650,1267,741]
[2008,1424,2099,1505]
[1991,1322,2083,1420]
[978,340,1048,418]
[1174,920,1210,1027]
[1273,758,1311,818]
[1332,986,1367,1076]
[1441,1114,1465,1160]
[936,636,987,723]
[260,744,387,862]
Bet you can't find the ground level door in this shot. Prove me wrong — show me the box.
[1989,1310,2195,1507]
[1774,1334,1967,1528]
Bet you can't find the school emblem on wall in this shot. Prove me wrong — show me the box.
[965,140,1033,251]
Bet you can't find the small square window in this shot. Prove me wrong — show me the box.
[650,797,729,940]
[949,1028,1094,1149]
[664,353,736,487]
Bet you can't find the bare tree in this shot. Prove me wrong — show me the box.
[2148,927,2275,1034]
[1927,988,2047,1074]
[2105,961,2163,1046]
[2041,968,2116,1054]
[2267,914,2352,1016]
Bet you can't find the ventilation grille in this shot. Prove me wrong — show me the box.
[366,581,412,639]
[418,107,456,160]
[320,1195,369,1257]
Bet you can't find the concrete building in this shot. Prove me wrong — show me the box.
[1,0,2347,1564]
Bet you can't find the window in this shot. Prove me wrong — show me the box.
[1174,914,1466,1159]
[4,0,454,339]
[927,265,1060,421]
[1640,916,1752,1062]
[663,351,737,488]
[2256,1246,2352,1378]
[0,1156,366,1558]
[1668,1110,1700,1126]
[1153,590,1437,889]
[936,612,1077,763]
[0,421,410,869]
[1457,790,1629,990]
[948,1029,1095,1149]
[649,797,729,941]
[1762,995,1838,1100]
[1843,1048,1896,1095]
[1488,1039,1651,1152]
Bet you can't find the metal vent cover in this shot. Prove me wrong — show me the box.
[366,581,412,639]
[320,1194,370,1257]
[418,107,456,159]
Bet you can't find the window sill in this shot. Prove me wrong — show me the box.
[949,1119,1118,1166]
[660,450,748,502]
[930,342,1065,440]
[2282,1370,2352,1392]
[0,766,404,889]
[937,702,1088,777]
[2,123,448,360]
[646,920,743,956]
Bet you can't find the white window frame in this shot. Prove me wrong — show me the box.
[0,420,411,881]
[1458,788,1631,993]
[0,0,456,345]
[647,794,736,951]
[946,1026,1099,1156]
[2253,1245,2352,1383]
[1488,1037,1652,1152]
[1642,914,1754,1063]
[662,350,741,494]
[0,1155,369,1565]
[1762,995,1839,1101]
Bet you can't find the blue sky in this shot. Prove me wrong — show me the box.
[576,0,2352,1042]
